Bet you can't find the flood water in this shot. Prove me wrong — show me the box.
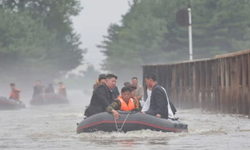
[1,90,250,150]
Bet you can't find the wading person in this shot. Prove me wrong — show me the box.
[144,74,176,119]
[107,87,140,120]
[9,83,21,101]
[85,74,117,117]
[132,77,144,101]
[58,82,67,97]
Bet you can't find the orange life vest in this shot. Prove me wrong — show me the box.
[132,96,139,109]
[10,89,21,101]
[117,96,135,111]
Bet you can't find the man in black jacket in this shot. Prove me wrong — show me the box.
[144,74,177,119]
[84,74,117,117]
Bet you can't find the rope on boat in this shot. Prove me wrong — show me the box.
[114,111,131,132]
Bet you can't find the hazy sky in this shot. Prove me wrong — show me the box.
[72,0,131,71]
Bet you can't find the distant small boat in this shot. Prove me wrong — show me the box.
[30,93,69,106]
[76,111,188,133]
[0,96,26,110]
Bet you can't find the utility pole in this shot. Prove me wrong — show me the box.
[188,0,193,60]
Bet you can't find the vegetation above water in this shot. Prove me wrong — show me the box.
[99,0,250,78]
[0,0,84,86]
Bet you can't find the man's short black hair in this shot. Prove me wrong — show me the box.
[106,74,117,80]
[98,74,106,82]
[145,74,157,81]
[132,77,138,80]
[121,86,132,93]
[10,83,15,86]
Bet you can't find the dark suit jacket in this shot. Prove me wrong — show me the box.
[84,83,114,117]
[146,84,176,119]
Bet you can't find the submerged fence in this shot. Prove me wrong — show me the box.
[143,49,250,115]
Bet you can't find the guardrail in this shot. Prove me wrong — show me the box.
[143,49,250,115]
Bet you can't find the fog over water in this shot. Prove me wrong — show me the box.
[1,90,250,150]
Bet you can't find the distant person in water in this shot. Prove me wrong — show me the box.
[9,83,21,101]
[93,74,106,91]
[33,80,44,98]
[85,74,117,117]
[58,82,67,97]
[45,84,55,93]
[107,87,140,120]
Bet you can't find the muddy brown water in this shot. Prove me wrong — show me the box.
[0,90,250,150]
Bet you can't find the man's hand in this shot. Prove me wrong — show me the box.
[112,110,120,120]
[141,111,145,114]
[156,114,161,118]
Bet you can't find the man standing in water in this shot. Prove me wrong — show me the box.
[58,82,67,97]
[9,83,21,101]
[132,77,144,101]
[144,74,176,119]
[85,74,117,117]
[33,80,44,98]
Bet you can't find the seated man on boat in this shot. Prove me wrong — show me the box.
[33,80,44,98]
[107,86,140,119]
[85,74,117,117]
[144,74,177,119]
[58,82,67,97]
[126,84,141,110]
[9,83,21,101]
[45,83,55,93]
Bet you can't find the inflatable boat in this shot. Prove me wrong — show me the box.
[0,96,26,110]
[76,111,188,133]
[30,93,69,105]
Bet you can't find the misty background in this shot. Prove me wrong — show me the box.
[1,0,250,98]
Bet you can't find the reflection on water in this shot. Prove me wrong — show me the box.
[0,90,250,150]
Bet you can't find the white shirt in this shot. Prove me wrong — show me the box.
[141,89,152,112]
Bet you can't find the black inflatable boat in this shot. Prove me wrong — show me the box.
[0,96,26,110]
[77,111,188,133]
[30,93,69,106]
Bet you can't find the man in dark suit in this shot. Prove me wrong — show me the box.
[144,74,176,119]
[84,74,117,117]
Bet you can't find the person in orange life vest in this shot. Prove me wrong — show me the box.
[106,87,140,120]
[9,83,21,101]
[126,84,141,110]
[58,82,67,97]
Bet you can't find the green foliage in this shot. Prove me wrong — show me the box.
[99,0,250,78]
[0,0,84,85]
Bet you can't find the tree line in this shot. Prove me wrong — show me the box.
[99,0,250,79]
[0,0,84,87]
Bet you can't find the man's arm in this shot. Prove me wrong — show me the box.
[106,100,121,112]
